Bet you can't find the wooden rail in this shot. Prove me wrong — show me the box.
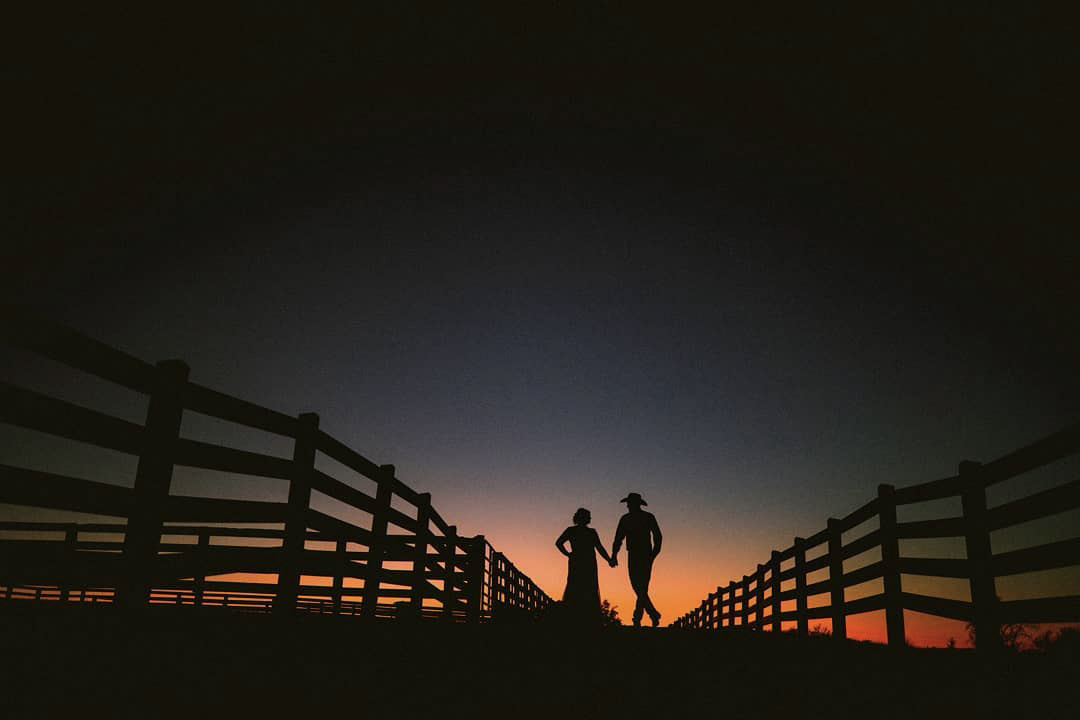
[0,311,551,621]
[672,422,1080,651]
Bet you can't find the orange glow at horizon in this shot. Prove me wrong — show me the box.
[207,569,1077,649]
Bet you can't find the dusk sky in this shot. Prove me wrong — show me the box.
[6,6,1078,644]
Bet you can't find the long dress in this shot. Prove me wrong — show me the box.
[559,525,601,616]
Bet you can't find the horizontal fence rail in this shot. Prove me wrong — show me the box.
[0,311,551,621]
[672,422,1080,651]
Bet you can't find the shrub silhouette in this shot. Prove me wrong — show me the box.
[600,598,622,627]
[539,598,622,627]
[1032,626,1080,658]
[966,618,1029,651]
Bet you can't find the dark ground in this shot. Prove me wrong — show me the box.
[1,605,1076,719]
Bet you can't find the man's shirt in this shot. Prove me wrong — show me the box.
[614,510,661,559]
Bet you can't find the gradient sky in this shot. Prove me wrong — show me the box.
[5,6,1079,644]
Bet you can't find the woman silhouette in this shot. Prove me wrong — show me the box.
[555,508,614,620]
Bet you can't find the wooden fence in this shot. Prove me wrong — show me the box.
[0,312,551,621]
[673,422,1080,651]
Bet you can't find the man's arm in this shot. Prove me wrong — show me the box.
[651,514,662,558]
[612,516,627,561]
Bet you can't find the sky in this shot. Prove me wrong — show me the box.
[4,6,1079,644]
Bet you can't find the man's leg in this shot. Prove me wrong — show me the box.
[632,595,645,626]
[629,557,659,625]
[628,559,645,625]
[636,585,659,623]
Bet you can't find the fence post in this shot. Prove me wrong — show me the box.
[727,580,736,628]
[194,529,209,607]
[58,525,77,602]
[506,559,514,610]
[960,460,1001,653]
[495,558,502,610]
[503,560,511,611]
[466,535,486,623]
[484,547,495,616]
[513,567,521,609]
[486,552,494,613]
[740,574,751,627]
[512,569,521,609]
[497,554,506,611]
[878,484,906,648]
[410,492,432,615]
[333,539,346,615]
[275,412,319,615]
[499,560,507,613]
[827,518,847,640]
[794,537,808,636]
[755,564,765,630]
[361,464,395,619]
[770,551,782,633]
[514,568,521,610]
[120,359,189,609]
[442,525,457,619]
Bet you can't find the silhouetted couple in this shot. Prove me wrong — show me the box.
[555,492,662,627]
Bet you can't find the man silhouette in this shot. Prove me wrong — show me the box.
[610,492,662,627]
